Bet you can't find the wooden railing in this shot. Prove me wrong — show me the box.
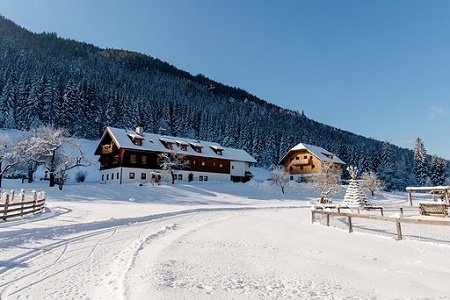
[0,190,46,221]
[312,208,450,241]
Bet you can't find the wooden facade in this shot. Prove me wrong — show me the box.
[94,127,256,184]
[279,143,345,181]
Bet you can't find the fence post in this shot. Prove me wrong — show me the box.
[311,210,315,223]
[326,213,330,226]
[20,191,25,216]
[32,190,37,213]
[348,216,353,233]
[396,219,403,240]
[3,194,10,221]
[11,190,14,202]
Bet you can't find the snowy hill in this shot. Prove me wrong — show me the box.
[0,15,437,192]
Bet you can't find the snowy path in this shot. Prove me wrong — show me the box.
[2,202,450,299]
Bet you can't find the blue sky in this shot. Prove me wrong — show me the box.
[1,0,449,159]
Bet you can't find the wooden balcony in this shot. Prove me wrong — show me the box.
[292,159,311,166]
[101,144,113,154]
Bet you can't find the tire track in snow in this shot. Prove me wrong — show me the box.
[0,206,301,299]
[92,223,182,300]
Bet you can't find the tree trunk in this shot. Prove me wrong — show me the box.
[49,151,56,187]
[28,165,34,183]
[0,159,3,193]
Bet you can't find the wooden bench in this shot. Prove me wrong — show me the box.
[419,202,448,217]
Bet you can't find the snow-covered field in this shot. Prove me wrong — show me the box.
[2,172,450,300]
[1,132,450,299]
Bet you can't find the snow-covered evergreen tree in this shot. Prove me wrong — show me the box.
[413,137,428,186]
[377,141,396,191]
[430,155,446,186]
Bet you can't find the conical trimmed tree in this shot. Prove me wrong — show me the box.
[343,166,369,208]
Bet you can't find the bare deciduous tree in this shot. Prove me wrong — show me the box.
[307,160,342,203]
[361,171,384,196]
[269,167,290,194]
[0,134,26,193]
[158,152,190,184]
[15,126,91,189]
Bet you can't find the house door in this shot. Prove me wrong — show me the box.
[188,173,194,182]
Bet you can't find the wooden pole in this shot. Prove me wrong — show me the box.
[396,220,403,240]
[20,192,25,217]
[348,216,353,233]
[3,194,9,221]
[407,190,412,206]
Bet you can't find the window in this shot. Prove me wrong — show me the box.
[300,166,304,170]
[310,156,313,160]
[312,165,315,169]
[102,174,104,181]
[117,172,120,179]
[289,166,293,171]
[114,155,119,164]
[290,176,293,181]
[129,172,135,179]
[177,141,188,151]
[201,161,206,166]
[304,155,307,159]
[106,174,109,180]
[160,139,174,149]
[219,163,223,168]
[142,156,148,164]
[130,155,137,164]
[178,174,183,180]
[290,157,293,162]
[213,163,216,167]
[199,176,204,181]
[112,173,114,180]
[296,156,299,160]
[204,176,208,181]
[141,173,146,180]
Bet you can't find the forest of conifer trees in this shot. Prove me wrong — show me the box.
[0,15,448,190]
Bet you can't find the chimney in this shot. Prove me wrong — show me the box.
[135,125,144,136]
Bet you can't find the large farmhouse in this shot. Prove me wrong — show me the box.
[94,126,257,184]
[279,143,345,181]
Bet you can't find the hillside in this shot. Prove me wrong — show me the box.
[0,15,446,190]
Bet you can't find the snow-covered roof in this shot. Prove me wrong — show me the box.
[279,143,345,165]
[97,127,257,163]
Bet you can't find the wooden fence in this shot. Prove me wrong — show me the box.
[311,208,450,241]
[0,190,46,221]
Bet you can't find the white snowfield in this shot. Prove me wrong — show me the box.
[1,178,450,300]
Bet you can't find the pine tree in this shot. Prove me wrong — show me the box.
[430,155,446,186]
[413,138,428,186]
[378,141,396,191]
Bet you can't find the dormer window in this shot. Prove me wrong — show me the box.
[175,140,189,151]
[189,142,203,153]
[210,144,224,155]
[160,138,175,150]
[127,133,144,146]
